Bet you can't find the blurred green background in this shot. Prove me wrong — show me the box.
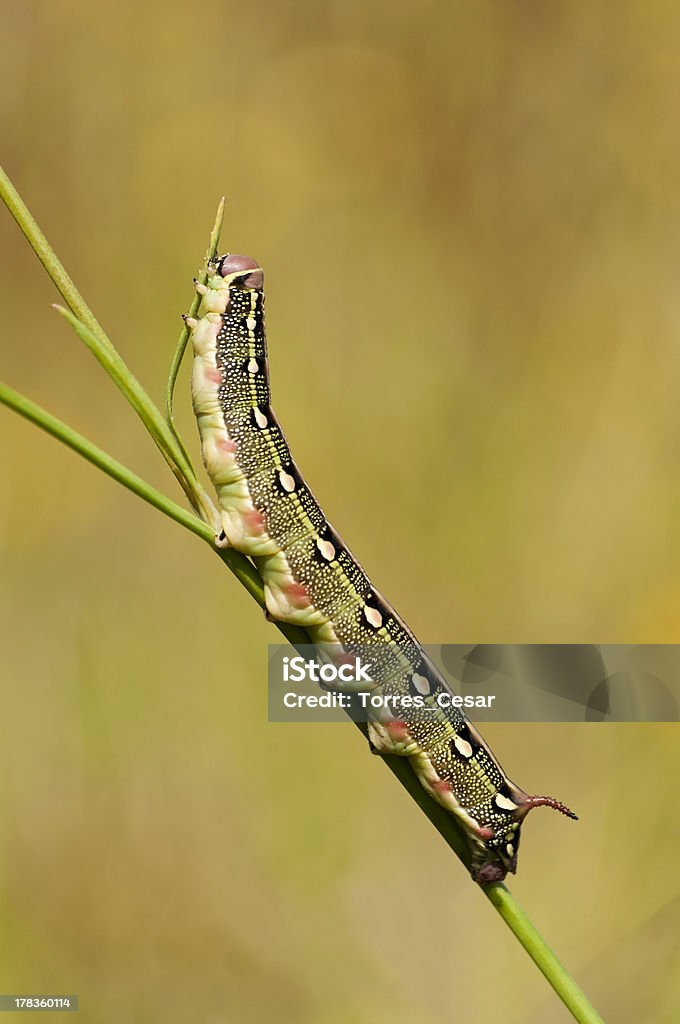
[1,3,680,1021]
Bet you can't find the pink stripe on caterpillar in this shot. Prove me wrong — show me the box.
[285,581,312,609]
[243,508,266,534]
[385,720,410,742]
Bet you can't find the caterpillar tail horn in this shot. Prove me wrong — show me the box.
[520,795,578,821]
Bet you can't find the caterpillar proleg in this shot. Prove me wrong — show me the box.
[188,253,577,884]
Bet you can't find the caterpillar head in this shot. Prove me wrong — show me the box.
[215,253,264,290]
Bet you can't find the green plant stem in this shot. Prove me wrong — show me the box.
[485,885,604,1024]
[0,381,306,645]
[0,381,207,540]
[50,303,216,529]
[0,174,606,1024]
[0,162,215,526]
[166,196,225,445]
[0,167,106,345]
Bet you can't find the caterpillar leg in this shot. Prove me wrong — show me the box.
[367,718,422,757]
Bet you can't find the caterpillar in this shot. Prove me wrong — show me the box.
[187,253,577,884]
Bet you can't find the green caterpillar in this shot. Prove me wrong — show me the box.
[187,253,577,884]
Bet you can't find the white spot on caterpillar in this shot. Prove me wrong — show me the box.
[506,842,515,857]
[246,317,257,331]
[279,470,296,492]
[453,735,473,759]
[364,605,383,629]
[495,793,517,812]
[411,673,430,695]
[247,358,259,375]
[316,537,336,561]
[254,408,268,429]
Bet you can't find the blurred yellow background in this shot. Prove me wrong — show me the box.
[1,3,679,1021]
